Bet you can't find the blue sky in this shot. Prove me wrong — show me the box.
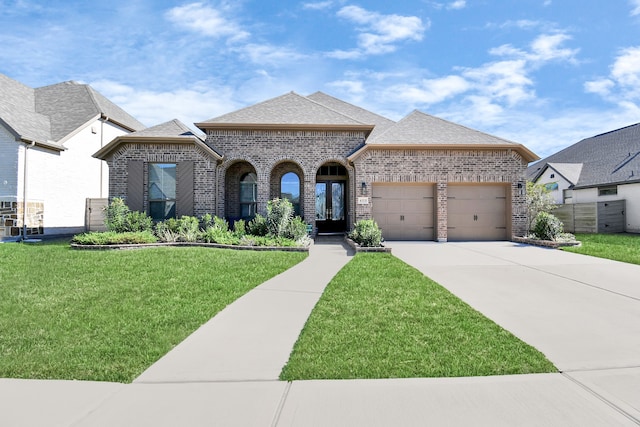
[2,0,640,158]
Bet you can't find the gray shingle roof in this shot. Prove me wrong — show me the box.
[0,73,144,148]
[546,163,583,185]
[368,110,521,146]
[131,119,202,139]
[527,123,640,188]
[306,91,395,139]
[198,92,369,127]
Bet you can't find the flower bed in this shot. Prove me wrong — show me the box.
[512,236,581,249]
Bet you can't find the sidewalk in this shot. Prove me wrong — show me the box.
[1,240,639,426]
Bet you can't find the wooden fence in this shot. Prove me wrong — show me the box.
[554,200,626,233]
[85,198,108,232]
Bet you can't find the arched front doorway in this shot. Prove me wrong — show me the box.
[315,162,348,234]
[225,161,257,221]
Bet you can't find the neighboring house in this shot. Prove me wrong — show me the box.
[527,123,640,233]
[95,92,538,242]
[0,73,145,240]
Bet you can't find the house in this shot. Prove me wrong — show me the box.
[527,123,640,233]
[0,73,145,240]
[94,92,538,241]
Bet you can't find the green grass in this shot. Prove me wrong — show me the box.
[0,240,306,383]
[561,233,640,265]
[281,253,556,380]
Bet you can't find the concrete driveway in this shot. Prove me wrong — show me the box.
[389,241,640,421]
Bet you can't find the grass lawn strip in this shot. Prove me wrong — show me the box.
[0,241,306,383]
[281,253,556,380]
[562,233,640,265]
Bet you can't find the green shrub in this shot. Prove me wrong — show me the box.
[72,231,158,245]
[247,214,268,236]
[532,211,564,241]
[200,213,214,229]
[233,219,246,236]
[212,216,229,232]
[123,211,153,232]
[201,227,240,245]
[177,216,200,242]
[104,198,129,232]
[285,216,309,241]
[349,219,383,247]
[267,198,294,237]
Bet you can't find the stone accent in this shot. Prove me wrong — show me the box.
[352,148,529,239]
[105,143,217,217]
[0,200,44,239]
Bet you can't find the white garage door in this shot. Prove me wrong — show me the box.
[372,184,434,241]
[447,185,508,241]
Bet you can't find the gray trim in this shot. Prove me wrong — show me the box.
[176,161,194,217]
[127,161,144,212]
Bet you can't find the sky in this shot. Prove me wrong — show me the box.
[2,0,640,158]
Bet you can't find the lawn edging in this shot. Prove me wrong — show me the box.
[344,237,392,253]
[71,241,309,252]
[512,236,581,249]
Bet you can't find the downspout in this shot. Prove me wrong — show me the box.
[100,116,108,198]
[22,140,36,241]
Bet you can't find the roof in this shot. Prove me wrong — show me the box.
[0,73,145,150]
[545,163,584,185]
[527,123,640,188]
[306,91,395,139]
[196,92,374,132]
[94,119,222,160]
[353,110,538,162]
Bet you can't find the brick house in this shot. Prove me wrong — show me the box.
[94,92,538,241]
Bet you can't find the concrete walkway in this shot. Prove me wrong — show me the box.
[2,240,640,426]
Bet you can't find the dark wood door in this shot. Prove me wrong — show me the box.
[315,181,346,233]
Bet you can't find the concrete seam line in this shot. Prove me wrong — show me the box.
[271,381,292,427]
[562,372,640,425]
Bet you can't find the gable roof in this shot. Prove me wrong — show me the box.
[544,163,584,185]
[196,92,374,133]
[350,110,538,162]
[0,73,145,150]
[527,122,640,188]
[94,119,221,160]
[306,91,395,139]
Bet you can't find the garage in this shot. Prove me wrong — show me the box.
[447,185,508,241]
[372,184,435,240]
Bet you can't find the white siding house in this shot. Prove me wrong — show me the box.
[0,74,145,240]
[528,124,640,233]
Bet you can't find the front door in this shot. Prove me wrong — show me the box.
[315,181,346,233]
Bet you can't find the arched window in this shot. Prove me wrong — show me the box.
[280,172,300,216]
[240,172,257,219]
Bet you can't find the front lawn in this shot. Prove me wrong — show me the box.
[281,253,556,380]
[561,233,640,265]
[0,240,306,383]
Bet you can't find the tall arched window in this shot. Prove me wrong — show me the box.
[240,172,257,219]
[280,172,300,216]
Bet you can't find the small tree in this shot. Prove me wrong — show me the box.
[526,182,556,233]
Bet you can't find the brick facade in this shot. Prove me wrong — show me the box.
[351,147,529,240]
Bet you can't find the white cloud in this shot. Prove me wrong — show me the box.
[235,43,308,65]
[333,5,427,56]
[302,1,333,10]
[462,59,535,106]
[611,46,640,88]
[328,79,365,94]
[631,0,640,16]
[447,1,466,10]
[584,79,615,97]
[529,33,578,63]
[386,75,470,105]
[587,46,640,102]
[165,2,249,41]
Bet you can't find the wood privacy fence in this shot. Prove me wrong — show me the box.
[554,200,626,233]
[85,198,108,232]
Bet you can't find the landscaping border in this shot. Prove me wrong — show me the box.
[70,242,309,252]
[344,237,392,253]
[512,236,581,249]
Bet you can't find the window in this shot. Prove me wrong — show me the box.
[240,172,258,219]
[549,173,555,179]
[598,186,618,196]
[280,172,300,216]
[149,163,176,220]
[563,189,573,202]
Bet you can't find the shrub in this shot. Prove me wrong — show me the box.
[104,198,129,232]
[247,214,268,236]
[175,216,200,242]
[267,198,294,237]
[532,211,564,241]
[212,216,229,232]
[123,211,153,233]
[201,227,240,245]
[349,219,383,247]
[526,182,556,233]
[200,213,214,229]
[72,231,158,245]
[285,216,309,241]
[233,219,246,236]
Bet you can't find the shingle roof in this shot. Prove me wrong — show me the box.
[0,73,144,149]
[546,163,583,185]
[368,110,521,146]
[527,123,640,188]
[306,91,395,139]
[197,92,371,128]
[131,119,202,139]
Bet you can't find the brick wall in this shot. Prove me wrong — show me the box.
[352,148,529,240]
[106,143,217,216]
